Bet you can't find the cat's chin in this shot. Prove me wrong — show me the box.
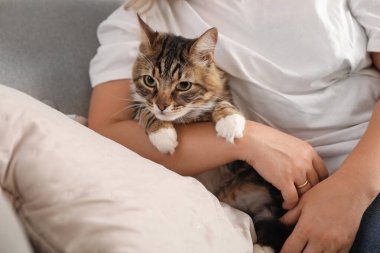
[153,109,190,122]
[154,113,182,122]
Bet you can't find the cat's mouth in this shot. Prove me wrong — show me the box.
[153,109,188,121]
[152,104,190,121]
[155,113,180,121]
[152,101,215,122]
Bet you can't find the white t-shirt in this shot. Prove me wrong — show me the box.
[89,0,380,174]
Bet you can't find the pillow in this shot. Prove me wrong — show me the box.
[0,84,256,253]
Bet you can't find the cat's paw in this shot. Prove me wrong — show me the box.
[252,244,275,253]
[148,127,178,154]
[215,114,245,143]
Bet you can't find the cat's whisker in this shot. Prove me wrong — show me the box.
[114,97,136,102]
[183,106,213,112]
[108,103,143,119]
[95,88,139,102]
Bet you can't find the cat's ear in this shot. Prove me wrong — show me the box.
[137,14,158,47]
[190,28,218,63]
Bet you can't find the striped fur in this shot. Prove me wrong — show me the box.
[131,15,239,132]
[130,16,290,251]
[217,161,291,252]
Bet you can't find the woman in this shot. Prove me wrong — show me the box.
[88,1,380,252]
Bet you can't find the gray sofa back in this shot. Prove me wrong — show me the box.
[0,0,124,116]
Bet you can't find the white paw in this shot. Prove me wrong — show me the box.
[252,244,275,253]
[148,127,178,154]
[215,114,245,143]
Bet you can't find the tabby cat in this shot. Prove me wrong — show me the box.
[131,15,291,253]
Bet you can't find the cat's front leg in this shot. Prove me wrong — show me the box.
[148,125,178,154]
[138,109,178,154]
[212,101,245,143]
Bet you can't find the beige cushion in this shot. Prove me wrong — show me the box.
[0,85,255,253]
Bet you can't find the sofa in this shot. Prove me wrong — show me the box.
[0,1,258,253]
[0,0,125,116]
[0,1,124,252]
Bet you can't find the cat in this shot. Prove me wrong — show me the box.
[131,14,291,253]
[131,15,245,154]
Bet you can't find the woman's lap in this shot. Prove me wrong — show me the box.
[350,194,380,252]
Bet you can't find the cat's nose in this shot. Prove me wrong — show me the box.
[157,103,168,112]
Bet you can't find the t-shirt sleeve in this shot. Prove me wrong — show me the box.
[89,5,140,87]
[349,0,380,52]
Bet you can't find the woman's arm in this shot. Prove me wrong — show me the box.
[281,101,380,253]
[281,55,380,253]
[372,52,380,71]
[88,79,240,176]
[88,79,327,209]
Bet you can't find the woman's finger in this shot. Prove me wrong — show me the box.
[296,179,312,195]
[302,242,323,253]
[281,184,299,210]
[294,167,316,195]
[280,204,302,225]
[280,224,308,253]
[311,151,328,180]
[306,166,319,186]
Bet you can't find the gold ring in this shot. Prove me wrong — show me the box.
[296,180,309,189]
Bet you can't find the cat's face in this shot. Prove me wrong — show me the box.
[132,15,225,122]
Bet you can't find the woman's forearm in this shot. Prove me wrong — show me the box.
[88,80,243,175]
[372,52,380,71]
[88,80,328,208]
[92,119,241,175]
[336,100,380,202]
[331,52,380,201]
[334,53,380,203]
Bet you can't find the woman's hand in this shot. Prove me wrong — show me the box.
[237,121,328,209]
[280,169,372,253]
[279,99,380,252]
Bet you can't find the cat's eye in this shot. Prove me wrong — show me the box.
[176,81,192,91]
[143,75,156,88]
